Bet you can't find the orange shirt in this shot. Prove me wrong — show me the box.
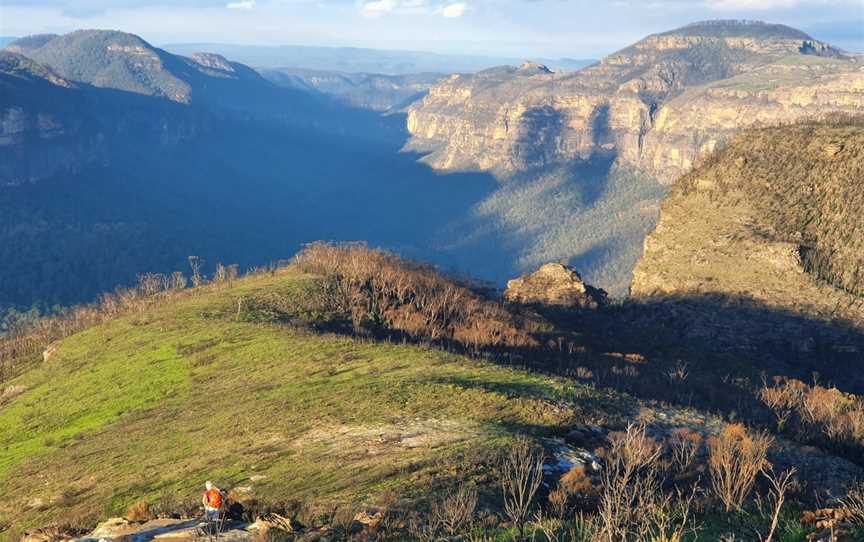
[203,489,222,508]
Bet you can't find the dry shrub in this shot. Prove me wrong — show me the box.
[708,423,773,512]
[560,465,597,498]
[759,467,797,542]
[667,428,703,475]
[152,492,182,518]
[843,482,864,525]
[547,487,570,519]
[431,485,477,536]
[499,437,544,540]
[597,424,658,540]
[292,242,538,350]
[759,377,806,430]
[214,263,240,286]
[596,424,696,542]
[126,500,154,522]
[552,465,600,516]
[188,256,205,287]
[760,377,864,449]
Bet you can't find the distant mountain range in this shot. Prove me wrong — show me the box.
[1,21,862,317]
[260,68,445,112]
[0,30,492,315]
[164,42,595,75]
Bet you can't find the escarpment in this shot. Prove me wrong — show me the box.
[406,20,863,183]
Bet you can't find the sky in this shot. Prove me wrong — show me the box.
[0,0,862,58]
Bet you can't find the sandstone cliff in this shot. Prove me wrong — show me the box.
[0,30,373,186]
[406,21,862,183]
[0,47,212,187]
[404,20,864,296]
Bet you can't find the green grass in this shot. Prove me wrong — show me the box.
[695,509,813,542]
[0,270,626,539]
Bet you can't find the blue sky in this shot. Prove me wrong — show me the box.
[1,0,862,57]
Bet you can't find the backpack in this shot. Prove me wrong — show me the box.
[205,489,223,508]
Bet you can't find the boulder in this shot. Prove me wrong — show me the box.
[90,518,130,538]
[504,263,607,309]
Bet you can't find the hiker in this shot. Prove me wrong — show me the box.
[202,481,223,526]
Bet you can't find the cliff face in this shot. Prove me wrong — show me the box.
[406,21,862,183]
[639,56,864,180]
[0,47,215,187]
[0,52,106,186]
[630,121,864,361]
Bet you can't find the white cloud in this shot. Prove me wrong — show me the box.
[360,0,399,18]
[226,0,255,10]
[707,0,799,9]
[359,0,468,19]
[441,2,467,17]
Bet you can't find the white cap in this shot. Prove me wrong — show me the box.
[205,481,213,490]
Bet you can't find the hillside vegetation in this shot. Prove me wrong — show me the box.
[624,118,864,469]
[5,244,864,541]
[0,261,626,538]
[633,117,864,311]
[675,119,864,297]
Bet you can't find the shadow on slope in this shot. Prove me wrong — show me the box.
[538,293,864,445]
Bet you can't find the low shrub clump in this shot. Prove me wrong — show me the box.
[761,377,864,457]
[290,242,542,351]
[708,423,773,512]
[125,500,154,522]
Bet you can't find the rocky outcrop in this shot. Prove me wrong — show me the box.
[405,20,863,183]
[505,263,607,309]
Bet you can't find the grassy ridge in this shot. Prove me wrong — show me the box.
[0,269,623,538]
